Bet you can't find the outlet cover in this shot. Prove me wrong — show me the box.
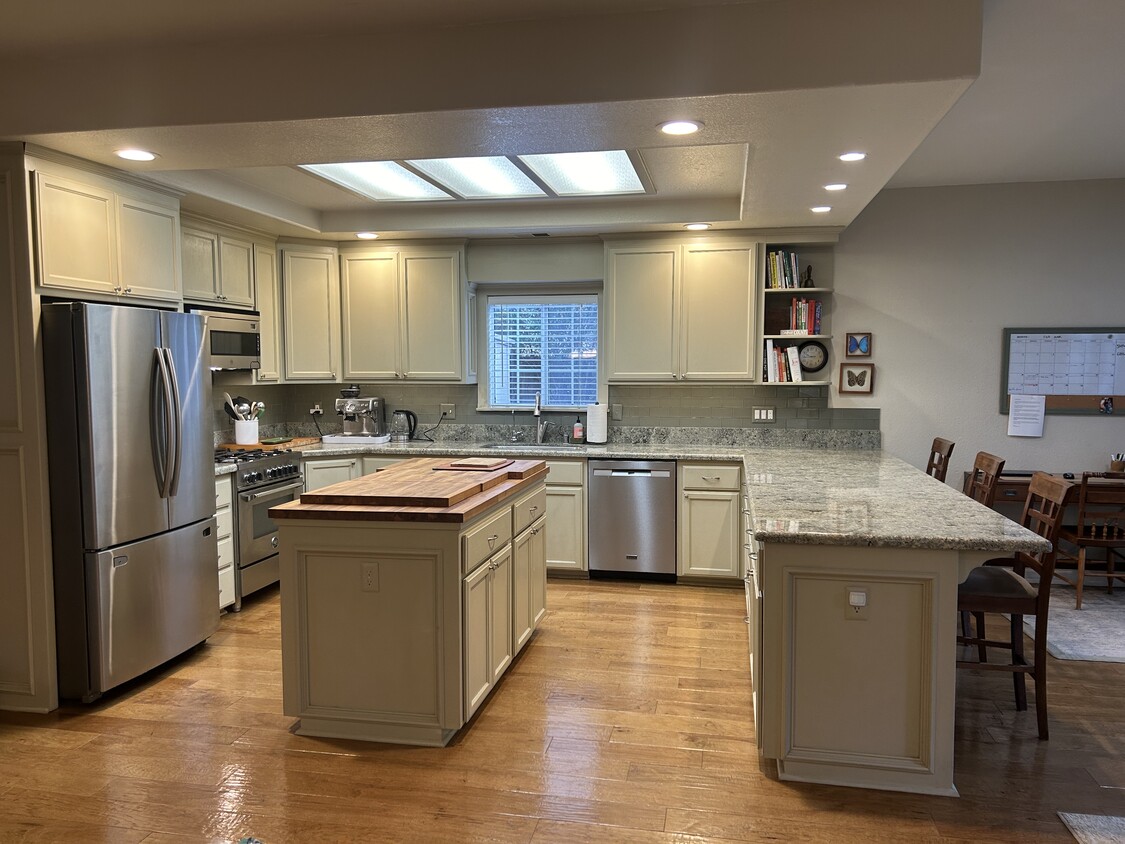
[440,403,456,420]
[611,403,623,421]
[845,585,869,620]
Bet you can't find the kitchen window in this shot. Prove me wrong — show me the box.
[479,293,601,410]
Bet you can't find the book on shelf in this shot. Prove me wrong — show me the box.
[765,339,779,382]
[766,249,801,289]
[785,345,803,383]
[779,329,809,336]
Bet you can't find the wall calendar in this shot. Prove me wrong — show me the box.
[1001,327,1125,415]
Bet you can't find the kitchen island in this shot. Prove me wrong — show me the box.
[271,457,548,746]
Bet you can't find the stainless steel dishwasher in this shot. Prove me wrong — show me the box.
[588,459,677,577]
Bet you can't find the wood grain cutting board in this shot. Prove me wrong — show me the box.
[218,436,322,452]
[300,457,545,507]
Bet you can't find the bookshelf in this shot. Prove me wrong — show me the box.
[760,243,834,385]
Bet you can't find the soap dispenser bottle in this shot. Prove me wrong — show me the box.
[572,416,584,442]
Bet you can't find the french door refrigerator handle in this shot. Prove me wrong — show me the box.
[151,347,174,498]
[163,347,183,496]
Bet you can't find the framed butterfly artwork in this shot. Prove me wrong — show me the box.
[839,363,874,394]
[845,332,872,357]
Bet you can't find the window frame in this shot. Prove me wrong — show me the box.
[475,284,606,412]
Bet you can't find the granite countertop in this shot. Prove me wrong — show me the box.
[220,439,1048,554]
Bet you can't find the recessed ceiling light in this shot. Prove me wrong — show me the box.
[115,149,157,162]
[838,152,867,162]
[684,223,711,231]
[811,206,832,213]
[824,183,847,191]
[659,120,702,136]
[356,232,379,240]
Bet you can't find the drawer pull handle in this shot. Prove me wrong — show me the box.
[1003,490,1017,497]
[487,534,498,548]
[529,505,538,512]
[702,476,721,481]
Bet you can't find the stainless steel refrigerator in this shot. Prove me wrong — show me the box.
[42,302,219,701]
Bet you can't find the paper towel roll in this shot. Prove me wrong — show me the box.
[585,402,608,444]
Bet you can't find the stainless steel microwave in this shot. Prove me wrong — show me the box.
[197,310,261,370]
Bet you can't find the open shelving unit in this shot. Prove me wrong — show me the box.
[758,241,835,386]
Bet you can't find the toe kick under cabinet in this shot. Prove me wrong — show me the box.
[274,458,547,746]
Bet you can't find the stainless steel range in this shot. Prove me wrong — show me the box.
[215,448,303,609]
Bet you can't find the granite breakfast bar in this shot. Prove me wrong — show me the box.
[274,439,1047,793]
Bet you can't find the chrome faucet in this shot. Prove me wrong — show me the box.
[534,392,550,444]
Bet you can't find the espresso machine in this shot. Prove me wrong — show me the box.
[329,386,387,442]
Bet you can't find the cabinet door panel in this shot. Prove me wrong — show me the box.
[512,529,533,654]
[530,516,547,627]
[463,561,492,718]
[182,228,220,300]
[401,252,462,380]
[283,248,339,381]
[254,244,281,382]
[606,247,678,380]
[219,236,255,306]
[36,171,118,294]
[545,484,586,571]
[679,490,740,577]
[341,253,400,380]
[681,243,755,379]
[302,458,357,492]
[489,547,513,682]
[118,197,181,302]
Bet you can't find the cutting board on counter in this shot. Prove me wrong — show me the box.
[301,457,545,508]
[218,436,321,452]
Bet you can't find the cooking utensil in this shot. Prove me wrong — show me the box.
[223,391,244,421]
[250,401,265,419]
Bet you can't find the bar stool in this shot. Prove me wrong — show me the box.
[956,472,1068,740]
[926,437,955,483]
[961,452,1006,649]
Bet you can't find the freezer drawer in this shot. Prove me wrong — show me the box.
[83,518,220,699]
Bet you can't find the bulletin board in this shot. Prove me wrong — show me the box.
[1000,327,1125,415]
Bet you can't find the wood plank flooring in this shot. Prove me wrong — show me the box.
[1,580,1123,842]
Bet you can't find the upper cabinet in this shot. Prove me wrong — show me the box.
[281,243,340,382]
[340,244,474,383]
[253,242,281,383]
[33,161,181,305]
[605,238,757,382]
[181,216,258,309]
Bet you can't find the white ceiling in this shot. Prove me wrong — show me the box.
[7,1,1118,241]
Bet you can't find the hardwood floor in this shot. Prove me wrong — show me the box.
[1,580,1123,842]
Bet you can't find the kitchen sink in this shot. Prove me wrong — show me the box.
[480,442,586,451]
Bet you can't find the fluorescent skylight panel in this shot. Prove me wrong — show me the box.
[517,151,644,196]
[407,157,546,199]
[299,161,452,201]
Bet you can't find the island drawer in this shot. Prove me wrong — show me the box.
[680,463,741,490]
[513,486,547,535]
[462,505,513,574]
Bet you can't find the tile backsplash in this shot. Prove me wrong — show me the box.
[212,381,879,446]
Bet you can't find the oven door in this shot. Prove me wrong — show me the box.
[237,480,303,565]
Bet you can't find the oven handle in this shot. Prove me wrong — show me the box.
[239,481,304,503]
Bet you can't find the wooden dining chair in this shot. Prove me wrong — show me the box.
[926,437,955,483]
[960,452,1007,644]
[1053,471,1125,609]
[956,471,1069,740]
[965,451,1006,507]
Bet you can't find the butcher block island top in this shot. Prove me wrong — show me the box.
[270,457,547,523]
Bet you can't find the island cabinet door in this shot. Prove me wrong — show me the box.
[512,528,534,655]
[529,516,547,628]
[489,546,514,683]
[463,560,493,719]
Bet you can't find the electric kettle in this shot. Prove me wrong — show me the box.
[389,409,418,442]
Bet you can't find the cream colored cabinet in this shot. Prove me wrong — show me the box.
[512,485,548,655]
[544,459,586,572]
[181,218,256,308]
[254,243,281,382]
[281,244,340,381]
[303,456,358,491]
[34,165,181,303]
[678,462,742,579]
[360,456,404,476]
[463,544,513,721]
[340,245,473,382]
[215,476,236,611]
[605,239,757,382]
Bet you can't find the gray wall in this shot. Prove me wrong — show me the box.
[832,179,1125,482]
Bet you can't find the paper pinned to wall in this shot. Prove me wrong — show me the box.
[1007,394,1046,437]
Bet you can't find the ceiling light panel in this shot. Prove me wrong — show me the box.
[517,151,645,197]
[407,157,546,199]
[299,161,453,201]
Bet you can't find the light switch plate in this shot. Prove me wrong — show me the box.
[753,406,775,424]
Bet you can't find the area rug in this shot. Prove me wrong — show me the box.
[1023,584,1125,663]
[1059,812,1125,843]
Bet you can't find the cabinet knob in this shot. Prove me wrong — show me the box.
[123,286,132,294]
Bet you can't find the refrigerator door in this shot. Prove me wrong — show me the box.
[161,311,215,530]
[74,303,170,549]
[86,518,220,696]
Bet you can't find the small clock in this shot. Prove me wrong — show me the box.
[797,340,828,373]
